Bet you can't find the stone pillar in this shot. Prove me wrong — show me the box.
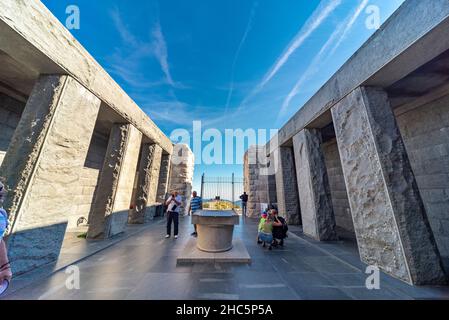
[274,146,301,225]
[267,174,277,206]
[87,123,142,239]
[129,143,162,224]
[244,146,270,217]
[156,153,171,203]
[168,144,194,216]
[0,75,101,274]
[293,129,338,241]
[331,86,447,285]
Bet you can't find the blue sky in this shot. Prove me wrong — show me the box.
[43,0,404,194]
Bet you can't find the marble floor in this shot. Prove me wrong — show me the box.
[3,216,449,300]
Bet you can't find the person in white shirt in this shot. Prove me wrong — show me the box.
[165,190,182,239]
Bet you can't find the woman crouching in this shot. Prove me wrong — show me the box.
[258,210,282,250]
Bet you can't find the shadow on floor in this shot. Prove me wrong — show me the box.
[3,216,449,300]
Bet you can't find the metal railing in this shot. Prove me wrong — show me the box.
[200,173,244,211]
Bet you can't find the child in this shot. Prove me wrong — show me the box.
[258,211,282,250]
[257,212,268,244]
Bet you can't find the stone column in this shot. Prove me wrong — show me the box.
[168,144,194,215]
[0,75,101,274]
[293,129,338,241]
[87,123,142,239]
[267,174,277,206]
[244,146,270,218]
[331,86,447,285]
[156,153,171,203]
[129,143,162,224]
[274,146,301,225]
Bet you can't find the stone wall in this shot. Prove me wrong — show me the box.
[332,86,446,285]
[0,1,177,277]
[0,93,25,166]
[396,94,449,261]
[168,144,194,215]
[293,129,337,240]
[2,75,102,274]
[243,146,270,218]
[267,174,277,206]
[87,124,142,239]
[156,153,171,203]
[322,138,354,236]
[129,143,163,224]
[71,131,108,229]
[274,147,301,225]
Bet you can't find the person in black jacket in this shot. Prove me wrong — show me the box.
[271,209,288,247]
[239,192,249,216]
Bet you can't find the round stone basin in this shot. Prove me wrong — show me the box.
[192,210,240,253]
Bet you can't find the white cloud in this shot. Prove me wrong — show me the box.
[151,21,176,87]
[109,7,138,47]
[224,1,258,113]
[108,8,179,89]
[329,0,369,57]
[106,60,167,89]
[279,0,369,120]
[258,0,342,90]
[238,0,342,110]
[145,100,231,128]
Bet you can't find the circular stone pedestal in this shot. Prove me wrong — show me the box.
[197,224,235,253]
[192,210,240,253]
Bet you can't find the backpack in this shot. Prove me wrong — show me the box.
[279,216,288,236]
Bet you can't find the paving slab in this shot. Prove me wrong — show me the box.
[177,238,251,264]
[3,217,449,300]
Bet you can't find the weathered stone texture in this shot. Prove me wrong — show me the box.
[1,75,101,274]
[156,153,171,203]
[0,93,25,166]
[72,131,108,228]
[0,75,68,232]
[87,124,142,239]
[267,174,277,205]
[129,144,163,224]
[322,138,354,235]
[168,144,194,215]
[293,129,337,240]
[243,146,271,218]
[274,146,301,225]
[332,86,446,285]
[396,93,449,262]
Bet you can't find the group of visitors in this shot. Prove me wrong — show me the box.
[164,190,203,239]
[164,189,288,252]
[0,178,12,295]
[257,208,288,250]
